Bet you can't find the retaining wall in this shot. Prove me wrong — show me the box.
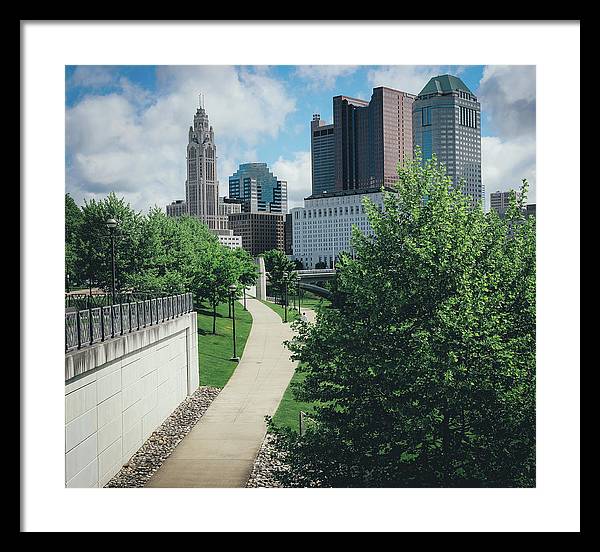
[64,312,198,487]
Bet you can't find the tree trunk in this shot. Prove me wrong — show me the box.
[212,301,217,334]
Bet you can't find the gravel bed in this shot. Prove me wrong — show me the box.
[246,432,290,488]
[104,386,220,488]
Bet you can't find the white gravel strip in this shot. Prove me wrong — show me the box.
[246,432,290,488]
[105,386,220,488]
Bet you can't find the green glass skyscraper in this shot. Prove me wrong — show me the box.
[413,74,483,204]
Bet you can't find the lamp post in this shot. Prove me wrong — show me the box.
[229,284,240,362]
[243,287,247,310]
[106,218,118,305]
[282,272,288,323]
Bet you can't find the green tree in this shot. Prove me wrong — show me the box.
[65,193,83,290]
[127,210,219,296]
[262,249,297,305]
[194,243,238,334]
[76,193,144,295]
[273,151,536,488]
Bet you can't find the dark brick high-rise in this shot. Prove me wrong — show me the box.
[333,87,415,191]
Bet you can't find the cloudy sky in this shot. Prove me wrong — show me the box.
[65,65,536,212]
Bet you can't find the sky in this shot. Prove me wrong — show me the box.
[65,65,536,213]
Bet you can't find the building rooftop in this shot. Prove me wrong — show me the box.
[418,74,473,97]
[303,186,397,202]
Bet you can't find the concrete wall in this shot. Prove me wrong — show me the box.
[255,256,266,301]
[65,312,198,488]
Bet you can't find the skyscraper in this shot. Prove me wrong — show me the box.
[333,87,415,191]
[228,162,288,214]
[413,74,483,204]
[184,97,228,231]
[311,114,335,195]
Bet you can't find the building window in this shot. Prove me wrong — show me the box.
[422,106,432,126]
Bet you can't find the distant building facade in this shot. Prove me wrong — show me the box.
[166,200,187,217]
[413,74,483,204]
[218,196,243,217]
[291,187,389,269]
[491,190,521,217]
[228,163,288,215]
[228,212,285,257]
[311,114,335,195]
[184,100,229,231]
[214,229,243,249]
[284,213,293,255]
[333,87,415,191]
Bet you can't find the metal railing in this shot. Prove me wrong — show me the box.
[65,292,194,353]
[65,291,169,312]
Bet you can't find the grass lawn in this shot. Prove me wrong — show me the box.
[299,292,331,311]
[197,301,253,388]
[260,300,301,323]
[270,365,317,433]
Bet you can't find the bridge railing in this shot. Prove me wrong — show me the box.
[296,269,336,275]
[66,292,194,353]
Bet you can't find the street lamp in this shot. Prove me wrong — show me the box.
[282,272,288,323]
[297,279,302,316]
[229,284,240,362]
[243,286,247,310]
[106,218,118,304]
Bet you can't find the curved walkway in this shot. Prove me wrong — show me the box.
[146,298,314,487]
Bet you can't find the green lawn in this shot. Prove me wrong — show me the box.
[197,301,253,388]
[299,292,331,311]
[271,365,318,433]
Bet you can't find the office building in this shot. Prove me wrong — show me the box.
[311,114,335,195]
[214,228,243,249]
[183,97,229,231]
[228,163,288,214]
[291,187,390,269]
[490,190,521,217]
[284,213,293,256]
[413,74,483,204]
[166,200,187,217]
[228,212,285,257]
[333,87,415,191]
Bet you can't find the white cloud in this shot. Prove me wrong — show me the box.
[69,66,116,88]
[66,66,297,212]
[367,65,464,95]
[478,65,536,139]
[477,66,536,209]
[295,65,358,89]
[482,136,536,208]
[271,151,311,210]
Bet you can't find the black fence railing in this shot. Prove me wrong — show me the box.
[65,292,194,353]
[65,291,169,312]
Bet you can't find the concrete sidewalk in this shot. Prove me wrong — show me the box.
[146,299,313,488]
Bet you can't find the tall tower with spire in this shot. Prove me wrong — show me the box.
[185,96,223,230]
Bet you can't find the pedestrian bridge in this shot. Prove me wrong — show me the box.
[265,269,336,299]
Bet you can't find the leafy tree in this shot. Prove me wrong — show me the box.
[314,261,327,269]
[273,151,536,488]
[76,193,144,295]
[127,210,219,297]
[65,194,83,290]
[262,249,297,305]
[193,243,239,334]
